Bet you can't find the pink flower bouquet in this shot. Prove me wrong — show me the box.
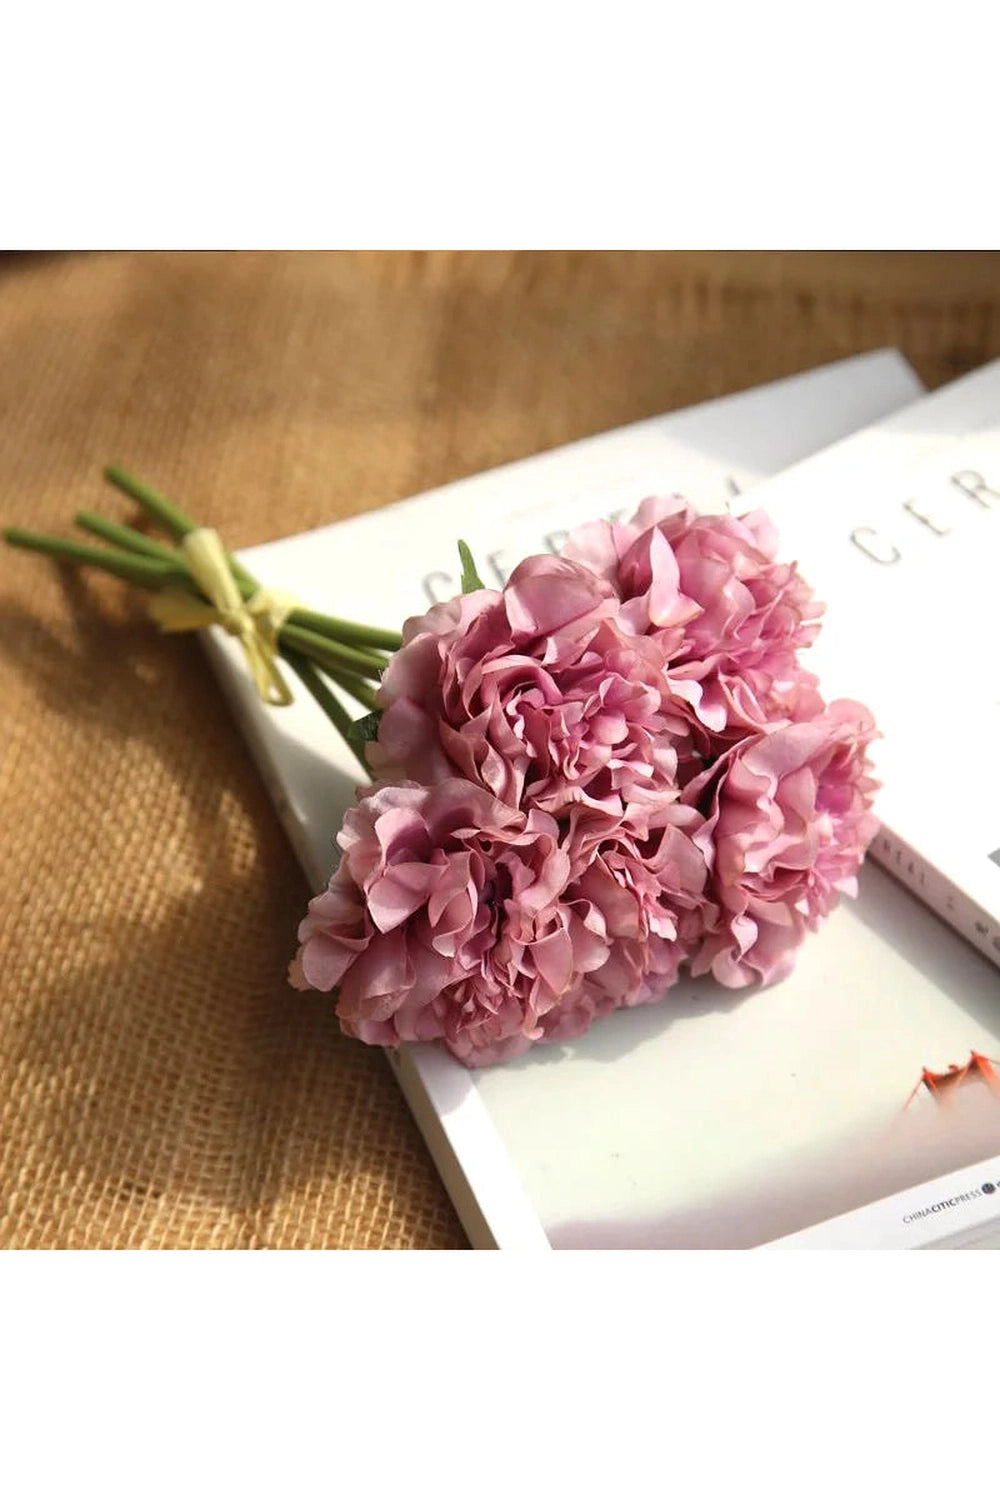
[6,477,879,1068]
[292,496,878,1064]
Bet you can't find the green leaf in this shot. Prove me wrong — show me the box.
[457,539,485,593]
[346,710,383,749]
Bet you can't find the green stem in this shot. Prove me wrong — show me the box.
[279,621,386,679]
[3,527,189,589]
[103,465,258,590]
[103,465,200,538]
[320,668,379,711]
[286,605,402,653]
[281,650,370,775]
[75,511,182,563]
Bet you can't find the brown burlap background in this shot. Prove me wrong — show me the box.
[2,250,999,1250]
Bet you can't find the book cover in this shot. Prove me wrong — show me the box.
[738,358,1000,971]
[202,350,1000,1249]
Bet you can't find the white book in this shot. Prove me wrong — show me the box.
[738,358,1000,971]
[203,350,1000,1250]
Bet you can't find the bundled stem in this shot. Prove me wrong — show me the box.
[282,651,370,774]
[4,528,189,588]
[3,468,397,768]
[279,622,387,678]
[75,511,183,563]
[102,467,401,651]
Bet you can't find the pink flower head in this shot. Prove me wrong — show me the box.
[683,700,879,988]
[564,496,825,743]
[289,777,711,1066]
[560,798,715,1019]
[369,553,695,836]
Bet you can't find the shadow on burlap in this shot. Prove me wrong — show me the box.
[2,251,998,1249]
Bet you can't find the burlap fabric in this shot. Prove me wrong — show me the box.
[2,251,999,1250]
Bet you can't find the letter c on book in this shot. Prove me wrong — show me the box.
[423,570,456,604]
[850,526,901,565]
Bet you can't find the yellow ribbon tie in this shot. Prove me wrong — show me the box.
[150,528,296,706]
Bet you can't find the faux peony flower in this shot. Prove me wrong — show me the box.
[368,552,697,836]
[563,495,825,751]
[289,776,711,1066]
[682,700,879,988]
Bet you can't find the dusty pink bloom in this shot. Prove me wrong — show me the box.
[683,700,879,988]
[557,799,715,1022]
[564,496,825,745]
[289,777,711,1066]
[369,553,695,835]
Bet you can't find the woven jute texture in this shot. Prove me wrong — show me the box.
[2,250,999,1250]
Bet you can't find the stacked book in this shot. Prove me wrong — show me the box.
[205,351,1000,1249]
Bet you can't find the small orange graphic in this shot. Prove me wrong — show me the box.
[904,1052,1000,1109]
